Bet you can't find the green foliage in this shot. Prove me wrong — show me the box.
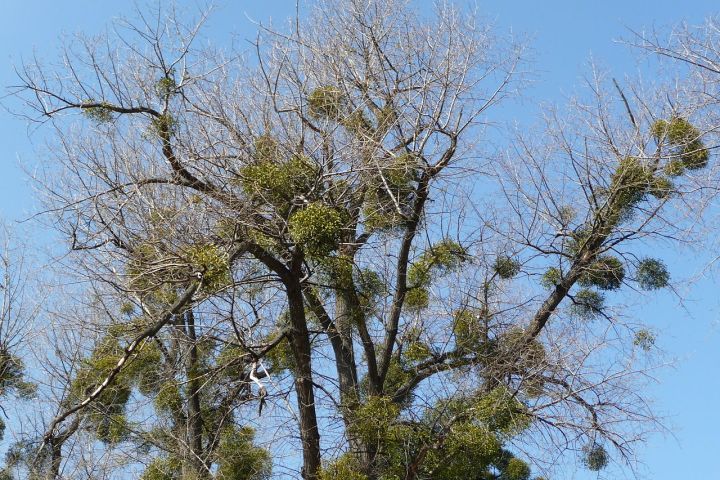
[119,302,135,316]
[239,155,318,209]
[566,227,592,256]
[428,423,501,479]
[140,456,181,480]
[96,413,130,444]
[341,110,373,136]
[355,268,386,306]
[184,243,231,292]
[381,358,413,400]
[664,159,686,177]
[339,386,536,480]
[128,241,230,300]
[319,255,354,290]
[363,154,422,231]
[636,258,669,290]
[264,336,295,373]
[474,387,532,436]
[649,176,674,199]
[253,135,280,162]
[603,156,679,227]
[582,443,609,471]
[502,458,532,480]
[70,338,131,405]
[215,425,272,480]
[4,441,27,469]
[308,86,345,119]
[403,341,432,363]
[610,157,654,210]
[401,240,466,311]
[347,396,401,444]
[156,76,177,98]
[453,309,485,351]
[408,240,466,287]
[217,344,248,378]
[405,392,535,479]
[494,255,521,279]
[154,381,183,415]
[540,267,561,288]
[318,455,368,480]
[570,288,605,320]
[633,329,656,351]
[404,287,429,310]
[651,117,709,170]
[67,335,164,443]
[579,255,625,291]
[289,203,346,256]
[81,100,114,123]
[0,348,35,400]
[150,113,178,137]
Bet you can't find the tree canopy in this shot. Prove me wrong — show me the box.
[2,1,719,479]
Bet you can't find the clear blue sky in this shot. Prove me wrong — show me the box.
[0,1,717,479]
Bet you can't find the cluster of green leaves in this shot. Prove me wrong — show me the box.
[2,440,42,480]
[150,113,178,137]
[494,255,521,279]
[156,75,177,98]
[185,243,232,291]
[139,456,182,480]
[582,443,609,471]
[263,335,296,373]
[318,455,368,480]
[355,267,387,308]
[567,256,668,318]
[214,425,272,480]
[307,85,375,135]
[405,240,467,310]
[253,135,280,162]
[453,309,486,351]
[540,267,562,289]
[363,154,423,232]
[578,255,625,291]
[403,340,432,363]
[609,157,673,214]
[591,118,708,237]
[308,86,345,119]
[0,349,35,441]
[64,312,272,480]
[128,241,231,302]
[651,117,710,173]
[636,258,669,290]
[0,349,35,401]
[81,100,114,123]
[327,386,536,480]
[633,329,656,351]
[239,152,318,210]
[70,333,165,443]
[570,288,605,320]
[289,203,347,257]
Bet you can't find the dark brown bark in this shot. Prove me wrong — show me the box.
[286,277,322,480]
[183,309,210,479]
[243,242,322,479]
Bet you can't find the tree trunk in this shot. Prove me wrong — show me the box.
[184,309,210,479]
[286,276,322,480]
